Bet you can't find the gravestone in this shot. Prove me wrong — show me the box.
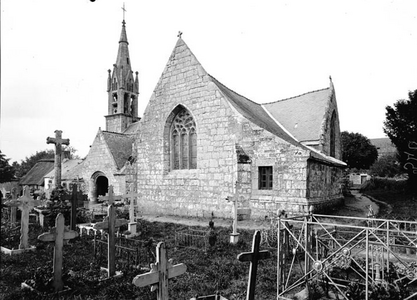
[120,190,141,237]
[46,130,70,189]
[93,204,128,277]
[132,241,187,300]
[4,186,42,249]
[225,193,239,244]
[38,213,78,292]
[237,231,271,300]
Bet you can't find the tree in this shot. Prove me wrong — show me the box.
[369,153,401,177]
[384,89,417,190]
[0,151,16,183]
[341,131,378,170]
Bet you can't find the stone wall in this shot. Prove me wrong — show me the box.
[81,130,124,200]
[135,39,238,219]
[306,160,344,212]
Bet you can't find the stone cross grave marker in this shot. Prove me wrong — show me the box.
[46,130,70,189]
[132,241,187,300]
[98,185,122,205]
[225,191,239,243]
[5,186,42,249]
[38,213,78,292]
[120,190,141,236]
[237,230,271,300]
[93,204,128,277]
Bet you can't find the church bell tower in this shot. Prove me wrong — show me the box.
[105,18,139,133]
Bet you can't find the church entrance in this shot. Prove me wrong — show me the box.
[96,176,109,198]
[90,171,109,202]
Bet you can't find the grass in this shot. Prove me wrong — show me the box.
[0,218,277,300]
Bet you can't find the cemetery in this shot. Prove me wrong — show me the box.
[2,182,417,299]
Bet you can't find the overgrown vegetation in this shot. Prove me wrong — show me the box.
[0,219,276,300]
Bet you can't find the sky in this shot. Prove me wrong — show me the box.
[1,0,416,163]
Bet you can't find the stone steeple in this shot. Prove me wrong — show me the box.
[105,19,139,133]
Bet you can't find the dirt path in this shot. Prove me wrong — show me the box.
[141,190,380,229]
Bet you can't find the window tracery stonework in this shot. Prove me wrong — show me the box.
[170,109,197,170]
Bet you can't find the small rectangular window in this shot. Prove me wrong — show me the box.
[258,166,273,190]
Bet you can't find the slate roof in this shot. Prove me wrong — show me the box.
[43,159,84,180]
[370,138,396,156]
[19,159,55,186]
[123,121,141,134]
[262,88,332,142]
[102,131,134,169]
[210,75,300,148]
[209,75,346,167]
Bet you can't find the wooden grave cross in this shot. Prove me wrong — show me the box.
[98,185,122,205]
[46,130,70,189]
[5,186,42,249]
[237,230,271,300]
[38,213,78,292]
[92,204,128,277]
[132,241,187,300]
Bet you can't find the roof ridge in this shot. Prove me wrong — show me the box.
[264,87,330,104]
[208,74,261,107]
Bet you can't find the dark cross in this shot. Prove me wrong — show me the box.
[93,204,128,277]
[46,130,70,189]
[5,186,42,249]
[237,231,271,300]
[121,3,126,20]
[132,242,187,300]
[38,213,78,292]
[177,31,183,38]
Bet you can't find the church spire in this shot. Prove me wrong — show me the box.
[105,10,139,133]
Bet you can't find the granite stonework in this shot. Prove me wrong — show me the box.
[132,39,344,218]
[81,21,346,219]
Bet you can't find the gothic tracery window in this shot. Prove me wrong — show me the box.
[170,108,197,170]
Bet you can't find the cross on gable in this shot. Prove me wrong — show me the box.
[98,186,122,205]
[237,231,271,300]
[38,213,78,292]
[132,241,187,300]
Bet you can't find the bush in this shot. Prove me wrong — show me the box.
[360,177,407,192]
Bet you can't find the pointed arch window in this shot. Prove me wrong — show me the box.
[170,108,197,170]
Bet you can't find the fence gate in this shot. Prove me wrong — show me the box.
[276,212,417,300]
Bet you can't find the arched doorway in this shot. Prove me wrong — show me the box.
[90,171,109,202]
[96,176,109,198]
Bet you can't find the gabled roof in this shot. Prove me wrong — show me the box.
[370,138,396,156]
[43,159,84,180]
[262,88,332,142]
[101,131,134,169]
[123,121,140,134]
[208,75,345,167]
[210,75,300,148]
[20,159,54,186]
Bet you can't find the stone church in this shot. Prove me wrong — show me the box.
[81,20,346,219]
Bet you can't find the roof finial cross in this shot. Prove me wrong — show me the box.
[177,31,183,38]
[121,3,126,21]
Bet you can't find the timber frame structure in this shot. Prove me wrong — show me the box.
[276,211,417,300]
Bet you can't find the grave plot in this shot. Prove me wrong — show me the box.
[276,211,417,300]
[175,229,209,251]
[1,186,42,255]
